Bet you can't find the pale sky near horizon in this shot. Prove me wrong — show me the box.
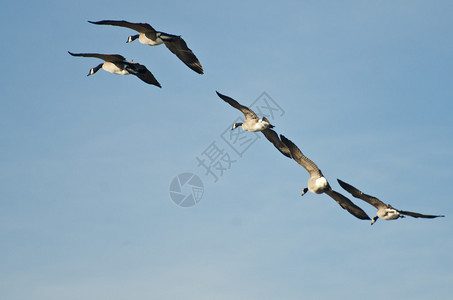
[1,1,452,299]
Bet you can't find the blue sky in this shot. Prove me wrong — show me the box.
[1,0,452,299]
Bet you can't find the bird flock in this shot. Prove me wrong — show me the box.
[69,20,203,87]
[70,20,444,225]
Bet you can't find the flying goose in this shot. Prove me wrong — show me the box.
[88,20,204,74]
[216,91,292,159]
[280,135,370,220]
[68,52,161,87]
[337,179,445,225]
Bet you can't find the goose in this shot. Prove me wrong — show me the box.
[337,179,445,225]
[280,135,370,220]
[88,20,204,74]
[68,52,161,87]
[216,91,292,159]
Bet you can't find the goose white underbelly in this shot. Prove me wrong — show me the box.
[102,62,129,75]
[139,33,164,46]
[242,119,270,132]
[308,177,328,194]
[378,208,400,220]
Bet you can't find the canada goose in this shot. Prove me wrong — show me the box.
[216,91,291,159]
[280,135,370,220]
[88,20,203,74]
[337,179,445,225]
[216,92,273,132]
[68,52,161,87]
